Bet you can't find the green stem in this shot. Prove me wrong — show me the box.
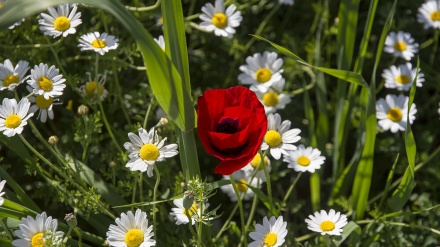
[131,173,138,210]
[45,36,67,76]
[143,98,154,129]
[229,175,247,247]
[0,219,12,240]
[126,0,161,11]
[62,226,73,244]
[260,150,273,216]
[73,228,83,247]
[111,62,132,125]
[244,195,258,237]
[97,97,124,154]
[281,172,302,211]
[0,38,63,49]
[153,165,161,238]
[430,30,440,66]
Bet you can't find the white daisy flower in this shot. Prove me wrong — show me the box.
[238,51,284,93]
[220,170,262,202]
[123,127,179,177]
[382,63,424,91]
[279,0,294,5]
[0,179,6,206]
[0,98,33,137]
[12,212,64,247]
[249,216,288,247]
[170,198,209,225]
[39,4,82,38]
[305,209,348,236]
[154,35,165,51]
[241,153,271,182]
[26,63,66,100]
[199,0,242,38]
[78,32,119,55]
[376,94,417,133]
[261,113,301,160]
[28,94,60,123]
[0,59,29,91]
[384,31,419,61]
[106,209,156,247]
[283,145,325,173]
[79,72,108,103]
[418,0,440,29]
[251,78,291,114]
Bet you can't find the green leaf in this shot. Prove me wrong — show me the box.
[252,35,368,87]
[388,58,418,211]
[0,0,192,131]
[352,0,397,220]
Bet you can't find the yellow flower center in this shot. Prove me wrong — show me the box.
[262,92,279,107]
[255,68,272,83]
[5,114,22,128]
[394,41,407,52]
[431,11,440,21]
[250,153,269,170]
[263,232,278,247]
[35,95,53,109]
[212,13,228,28]
[31,232,44,247]
[38,76,53,91]
[320,220,335,232]
[3,74,19,86]
[297,156,311,166]
[387,107,403,122]
[236,178,248,192]
[124,229,144,247]
[92,39,107,48]
[53,16,71,32]
[264,130,282,148]
[85,81,104,98]
[183,202,198,217]
[139,143,159,161]
[395,75,411,84]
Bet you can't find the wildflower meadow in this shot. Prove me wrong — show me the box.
[0,0,440,246]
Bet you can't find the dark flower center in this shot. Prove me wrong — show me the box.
[214,117,239,134]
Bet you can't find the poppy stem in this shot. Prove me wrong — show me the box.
[260,150,274,216]
[229,175,247,247]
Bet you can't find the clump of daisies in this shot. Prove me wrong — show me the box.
[248,216,288,247]
[382,63,424,91]
[284,145,326,173]
[417,0,440,29]
[305,209,348,236]
[238,51,284,93]
[0,98,34,137]
[376,94,417,133]
[384,31,418,61]
[78,32,119,55]
[199,0,242,38]
[0,59,29,91]
[106,209,155,247]
[12,212,64,247]
[261,113,301,160]
[39,4,82,38]
[123,127,178,177]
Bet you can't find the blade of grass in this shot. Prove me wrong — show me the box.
[351,0,397,220]
[387,58,418,211]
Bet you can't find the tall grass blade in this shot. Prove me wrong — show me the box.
[351,0,397,220]
[388,59,418,211]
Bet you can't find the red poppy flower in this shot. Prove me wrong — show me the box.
[197,86,267,175]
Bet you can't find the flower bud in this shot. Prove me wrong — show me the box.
[48,135,59,145]
[158,117,168,126]
[77,105,89,115]
[64,213,77,228]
